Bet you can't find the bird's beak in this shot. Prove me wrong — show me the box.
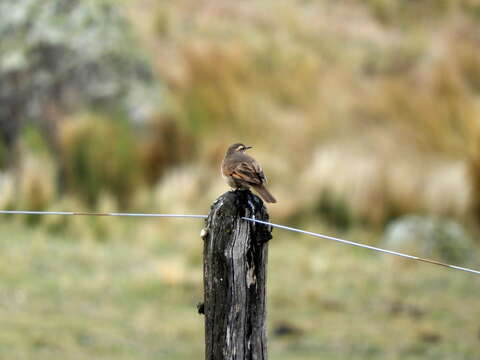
[245,146,253,150]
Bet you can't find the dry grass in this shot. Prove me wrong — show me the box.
[3,2,480,359]
[1,0,479,231]
[0,219,479,360]
[113,0,480,228]
[4,1,480,231]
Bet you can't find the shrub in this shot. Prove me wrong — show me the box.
[59,114,140,209]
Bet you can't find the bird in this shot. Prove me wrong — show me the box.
[221,143,277,203]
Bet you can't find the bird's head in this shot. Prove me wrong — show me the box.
[226,143,252,155]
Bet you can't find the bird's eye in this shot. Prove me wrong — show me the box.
[237,145,244,151]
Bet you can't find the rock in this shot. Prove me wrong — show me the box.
[381,215,477,264]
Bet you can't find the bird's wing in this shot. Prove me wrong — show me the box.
[231,161,264,185]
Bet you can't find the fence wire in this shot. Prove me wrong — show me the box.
[0,210,479,276]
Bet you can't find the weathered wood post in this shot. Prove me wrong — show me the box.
[200,189,272,360]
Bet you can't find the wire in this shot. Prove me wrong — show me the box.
[0,210,207,219]
[0,210,478,276]
[242,217,480,276]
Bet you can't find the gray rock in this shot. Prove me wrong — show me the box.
[382,215,477,264]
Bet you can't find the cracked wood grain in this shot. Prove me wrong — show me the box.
[203,190,271,360]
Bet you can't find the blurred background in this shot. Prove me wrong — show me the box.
[1,0,480,359]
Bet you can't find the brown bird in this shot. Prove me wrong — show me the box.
[221,143,277,203]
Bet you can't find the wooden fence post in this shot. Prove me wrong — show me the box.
[200,190,272,360]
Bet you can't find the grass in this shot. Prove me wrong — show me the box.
[0,219,204,360]
[0,218,479,359]
[121,0,480,227]
[4,0,480,230]
[3,2,480,358]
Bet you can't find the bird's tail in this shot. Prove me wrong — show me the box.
[252,185,277,203]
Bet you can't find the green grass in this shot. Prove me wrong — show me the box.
[0,219,479,359]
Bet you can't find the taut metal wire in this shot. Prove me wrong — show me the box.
[242,217,480,276]
[0,210,207,219]
[0,210,479,276]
